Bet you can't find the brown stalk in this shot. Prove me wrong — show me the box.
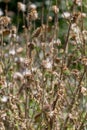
[61,67,86,130]
[25,88,29,119]
[41,0,45,26]
[64,20,72,54]
[64,0,76,54]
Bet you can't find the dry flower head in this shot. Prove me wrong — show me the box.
[17,2,26,12]
[52,5,59,14]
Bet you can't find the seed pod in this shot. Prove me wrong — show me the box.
[17,2,26,12]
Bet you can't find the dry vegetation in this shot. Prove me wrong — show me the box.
[0,0,87,130]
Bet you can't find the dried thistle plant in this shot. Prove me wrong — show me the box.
[0,0,87,130]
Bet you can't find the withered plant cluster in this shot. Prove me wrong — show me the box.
[0,0,87,130]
